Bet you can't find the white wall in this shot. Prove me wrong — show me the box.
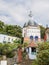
[28,47,36,59]
[27,28,40,37]
[22,26,41,39]
[1,60,7,65]
[22,28,27,37]
[29,53,36,59]
[0,34,19,43]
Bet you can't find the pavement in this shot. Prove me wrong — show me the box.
[17,59,33,65]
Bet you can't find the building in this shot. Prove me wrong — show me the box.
[0,34,19,43]
[22,11,41,60]
[22,11,41,43]
[26,41,38,59]
[45,28,49,41]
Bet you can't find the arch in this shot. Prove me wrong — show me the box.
[30,36,33,40]
[35,36,38,41]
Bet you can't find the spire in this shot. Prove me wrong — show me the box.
[23,11,38,27]
[28,11,33,18]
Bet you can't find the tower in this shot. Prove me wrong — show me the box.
[22,11,41,43]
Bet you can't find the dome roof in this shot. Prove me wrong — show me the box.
[23,11,38,27]
[23,20,38,27]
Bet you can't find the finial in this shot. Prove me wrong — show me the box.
[29,11,33,17]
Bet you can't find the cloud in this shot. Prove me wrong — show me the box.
[0,0,49,27]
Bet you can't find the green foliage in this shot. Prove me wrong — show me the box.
[37,42,49,65]
[1,44,12,55]
[40,25,45,39]
[0,21,4,33]
[14,39,21,44]
[0,43,17,58]
[32,60,38,65]
[0,21,22,38]
[0,43,4,54]
[22,52,27,59]
[7,51,15,58]
[23,42,28,47]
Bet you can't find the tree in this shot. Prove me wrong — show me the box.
[0,43,17,58]
[5,25,22,38]
[40,25,45,39]
[5,25,14,35]
[0,21,4,28]
[0,21,22,38]
[0,21,4,33]
[37,42,49,65]
[14,25,22,38]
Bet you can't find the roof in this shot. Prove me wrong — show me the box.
[27,42,38,47]
[23,21,38,27]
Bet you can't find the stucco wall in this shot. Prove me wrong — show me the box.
[0,34,19,43]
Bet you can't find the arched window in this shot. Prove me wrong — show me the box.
[35,36,38,41]
[30,36,33,40]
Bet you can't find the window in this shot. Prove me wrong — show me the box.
[35,36,38,41]
[12,39,13,41]
[31,47,36,52]
[8,38,10,43]
[3,37,6,43]
[30,36,33,40]
[3,41,6,43]
[31,47,36,55]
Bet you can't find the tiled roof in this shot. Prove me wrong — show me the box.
[27,42,38,47]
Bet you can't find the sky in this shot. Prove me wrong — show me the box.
[0,0,49,27]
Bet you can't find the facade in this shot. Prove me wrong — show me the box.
[22,11,41,59]
[22,12,41,43]
[0,34,19,43]
[26,42,37,59]
[22,25,41,43]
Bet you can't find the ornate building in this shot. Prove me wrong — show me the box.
[22,11,41,43]
[22,11,41,59]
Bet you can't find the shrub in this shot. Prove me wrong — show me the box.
[37,42,49,65]
[0,43,17,58]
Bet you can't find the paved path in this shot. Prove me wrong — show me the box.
[18,59,33,65]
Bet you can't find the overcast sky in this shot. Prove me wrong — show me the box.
[0,0,49,27]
